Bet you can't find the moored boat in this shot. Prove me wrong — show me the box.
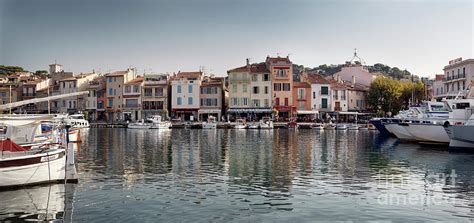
[311,123,324,130]
[147,115,172,129]
[234,119,247,129]
[202,116,217,129]
[128,120,152,129]
[259,117,274,129]
[336,124,347,130]
[447,114,474,149]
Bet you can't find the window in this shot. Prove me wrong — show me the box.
[188,97,193,105]
[283,83,290,91]
[298,88,305,100]
[284,97,288,106]
[73,101,76,108]
[188,85,193,93]
[463,67,466,75]
[155,87,163,96]
[125,99,138,108]
[69,101,72,108]
[177,85,182,93]
[321,98,328,109]
[108,77,112,83]
[243,84,247,93]
[177,97,182,105]
[462,81,465,90]
[252,74,258,81]
[144,88,152,96]
[333,90,338,100]
[242,73,248,80]
[275,98,280,106]
[125,86,131,93]
[253,86,259,94]
[108,99,113,107]
[252,99,260,107]
[114,89,116,95]
[232,84,237,93]
[274,83,281,91]
[321,86,329,95]
[109,88,113,96]
[62,82,65,88]
[133,85,139,93]
[263,74,269,81]
[298,101,305,110]
[313,91,316,99]
[264,99,269,107]
[341,90,346,100]
[231,98,238,106]
[457,82,460,91]
[264,86,269,94]
[242,98,248,106]
[277,69,286,77]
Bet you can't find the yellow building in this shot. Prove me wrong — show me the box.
[266,56,294,119]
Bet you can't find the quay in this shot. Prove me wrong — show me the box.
[90,122,346,129]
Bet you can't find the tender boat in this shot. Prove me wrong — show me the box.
[128,119,152,129]
[147,115,172,129]
[202,116,217,129]
[367,123,376,130]
[336,124,347,130]
[234,119,247,129]
[259,117,274,129]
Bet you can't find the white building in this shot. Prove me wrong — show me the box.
[442,58,474,99]
[171,71,203,121]
[332,65,379,87]
[58,72,98,113]
[307,74,332,113]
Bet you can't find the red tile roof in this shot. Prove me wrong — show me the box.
[227,65,248,73]
[106,70,129,77]
[293,82,311,88]
[307,74,330,84]
[435,74,444,81]
[124,77,144,85]
[266,56,291,63]
[327,79,348,90]
[176,71,202,79]
[250,63,269,73]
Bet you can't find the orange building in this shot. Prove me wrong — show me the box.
[266,56,294,118]
[292,82,314,120]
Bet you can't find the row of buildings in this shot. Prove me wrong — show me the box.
[429,57,474,101]
[0,55,391,122]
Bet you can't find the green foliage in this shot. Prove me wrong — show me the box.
[0,65,26,75]
[35,70,49,79]
[368,77,425,116]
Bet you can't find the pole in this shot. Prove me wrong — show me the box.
[9,85,12,116]
[47,85,51,115]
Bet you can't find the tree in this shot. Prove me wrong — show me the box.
[367,77,403,115]
[35,70,49,79]
[0,65,26,75]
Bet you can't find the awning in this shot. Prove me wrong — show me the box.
[199,109,221,114]
[227,108,272,113]
[296,110,318,115]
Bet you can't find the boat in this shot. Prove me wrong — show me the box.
[147,115,172,129]
[63,114,90,128]
[311,123,324,130]
[128,119,152,129]
[358,124,369,130]
[68,128,81,142]
[247,123,259,129]
[384,119,415,141]
[336,124,347,130]
[324,123,336,130]
[369,118,391,135]
[367,123,376,130]
[234,119,247,129]
[202,116,217,129]
[347,124,359,130]
[259,117,274,129]
[448,114,474,149]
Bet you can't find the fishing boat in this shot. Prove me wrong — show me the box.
[259,117,274,129]
[128,119,152,129]
[336,124,347,130]
[234,119,247,129]
[147,115,172,129]
[311,123,324,130]
[202,116,217,129]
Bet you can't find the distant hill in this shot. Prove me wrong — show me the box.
[293,63,418,81]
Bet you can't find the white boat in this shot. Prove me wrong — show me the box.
[68,128,81,142]
[402,120,450,144]
[128,120,152,129]
[247,123,259,129]
[385,120,415,141]
[202,116,217,129]
[147,115,172,129]
[336,124,347,130]
[448,114,474,149]
[63,114,90,128]
[325,123,336,130]
[259,117,274,129]
[347,124,359,130]
[311,123,324,130]
[358,124,369,130]
[234,119,247,129]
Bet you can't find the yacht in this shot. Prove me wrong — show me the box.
[447,114,474,149]
[147,115,172,129]
[385,119,415,141]
[128,119,152,129]
[202,116,217,129]
[63,114,90,128]
[248,122,259,129]
[234,119,247,129]
[259,117,274,129]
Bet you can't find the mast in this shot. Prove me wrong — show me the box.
[47,84,51,115]
[9,85,12,116]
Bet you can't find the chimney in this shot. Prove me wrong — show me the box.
[246,58,250,67]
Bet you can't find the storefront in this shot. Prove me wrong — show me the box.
[273,106,296,121]
[198,109,222,122]
[227,108,272,122]
[296,110,318,122]
[172,109,199,122]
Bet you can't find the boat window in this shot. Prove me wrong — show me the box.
[455,103,470,109]
[430,104,448,112]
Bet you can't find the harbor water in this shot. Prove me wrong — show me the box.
[1,128,474,222]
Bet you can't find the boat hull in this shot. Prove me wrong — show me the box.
[150,122,171,129]
[403,124,450,144]
[449,125,474,149]
[385,124,414,140]
[370,119,391,135]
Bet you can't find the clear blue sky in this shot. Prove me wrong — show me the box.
[1,0,472,77]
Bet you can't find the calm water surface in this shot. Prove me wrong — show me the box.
[1,128,474,222]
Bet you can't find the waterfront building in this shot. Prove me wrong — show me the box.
[442,58,474,99]
[307,73,332,116]
[21,80,41,113]
[86,76,106,121]
[0,86,19,106]
[332,65,379,87]
[123,76,144,121]
[48,63,74,113]
[266,56,294,119]
[170,71,202,121]
[142,73,170,119]
[432,74,444,101]
[328,77,349,112]
[227,60,272,120]
[105,68,137,122]
[35,79,54,113]
[292,81,314,120]
[58,72,98,114]
[199,76,225,121]
[344,81,369,112]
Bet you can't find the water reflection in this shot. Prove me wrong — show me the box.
[66,129,474,220]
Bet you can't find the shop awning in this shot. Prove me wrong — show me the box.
[198,109,221,114]
[296,110,318,115]
[227,108,272,113]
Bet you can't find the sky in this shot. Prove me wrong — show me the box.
[0,0,473,77]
